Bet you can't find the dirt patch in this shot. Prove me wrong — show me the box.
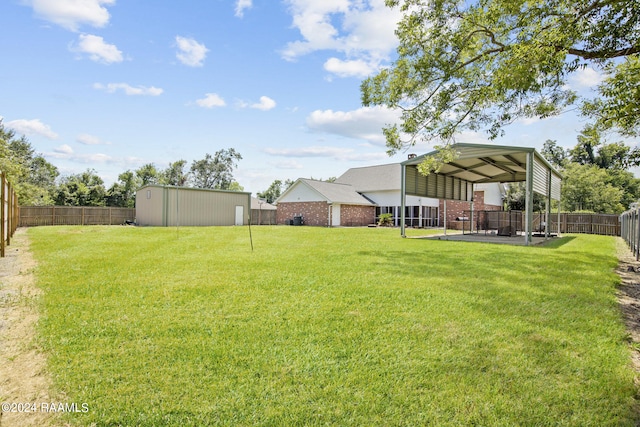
[0,229,60,427]
[616,238,640,382]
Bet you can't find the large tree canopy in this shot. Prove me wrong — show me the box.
[1,120,59,205]
[361,0,639,153]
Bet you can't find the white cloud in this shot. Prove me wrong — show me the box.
[47,146,143,167]
[54,144,74,154]
[77,133,110,145]
[6,118,59,139]
[324,57,376,78]
[72,34,123,63]
[305,106,400,145]
[196,93,226,108]
[270,159,304,169]
[251,96,277,111]
[175,36,208,67]
[264,145,388,162]
[281,0,400,77]
[94,83,163,96]
[25,0,115,31]
[570,67,605,88]
[235,0,253,17]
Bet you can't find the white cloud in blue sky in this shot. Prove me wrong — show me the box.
[251,96,277,111]
[175,36,209,67]
[93,83,163,96]
[77,133,111,145]
[71,34,123,63]
[26,0,114,31]
[196,93,226,109]
[5,119,58,140]
[235,0,253,18]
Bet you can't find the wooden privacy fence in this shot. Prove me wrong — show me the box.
[250,209,276,225]
[464,210,620,237]
[545,213,620,236]
[1,172,19,258]
[20,206,136,227]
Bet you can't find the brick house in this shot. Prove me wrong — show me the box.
[275,178,376,227]
[335,163,504,227]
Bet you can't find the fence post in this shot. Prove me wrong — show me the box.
[5,182,13,246]
[1,172,5,258]
[637,208,640,260]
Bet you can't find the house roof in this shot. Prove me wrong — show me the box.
[251,197,277,210]
[335,163,401,192]
[276,178,376,206]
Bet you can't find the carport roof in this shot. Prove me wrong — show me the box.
[401,143,562,183]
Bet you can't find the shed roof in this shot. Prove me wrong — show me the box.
[402,143,562,183]
[137,184,251,196]
[276,178,376,206]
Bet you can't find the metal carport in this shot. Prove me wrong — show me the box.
[401,143,563,245]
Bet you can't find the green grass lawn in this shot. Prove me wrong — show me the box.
[28,226,638,426]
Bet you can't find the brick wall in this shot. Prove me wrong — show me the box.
[341,205,376,226]
[276,202,375,226]
[276,201,329,226]
[439,190,502,228]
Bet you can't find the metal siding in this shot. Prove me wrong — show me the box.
[445,176,454,199]
[405,167,417,194]
[532,156,548,196]
[551,174,562,201]
[416,174,427,195]
[139,186,250,226]
[404,166,473,201]
[136,186,165,226]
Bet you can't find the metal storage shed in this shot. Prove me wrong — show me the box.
[136,185,251,226]
[401,143,563,245]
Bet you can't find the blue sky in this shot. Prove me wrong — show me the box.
[0,0,619,195]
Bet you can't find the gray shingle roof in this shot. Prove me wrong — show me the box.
[294,179,376,205]
[335,163,400,192]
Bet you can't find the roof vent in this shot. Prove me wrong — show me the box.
[408,153,417,159]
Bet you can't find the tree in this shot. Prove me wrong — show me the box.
[55,169,107,206]
[227,181,245,192]
[361,0,640,155]
[136,163,160,186]
[541,139,568,169]
[106,170,139,207]
[257,180,285,204]
[161,160,188,186]
[583,56,640,137]
[542,132,640,211]
[257,179,295,203]
[0,120,59,205]
[503,182,545,212]
[189,149,242,190]
[561,163,624,213]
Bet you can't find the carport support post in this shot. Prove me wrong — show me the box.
[524,152,534,245]
[444,200,447,236]
[546,169,552,239]
[400,164,407,237]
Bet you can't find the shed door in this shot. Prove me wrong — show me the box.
[235,206,244,226]
[331,204,341,227]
